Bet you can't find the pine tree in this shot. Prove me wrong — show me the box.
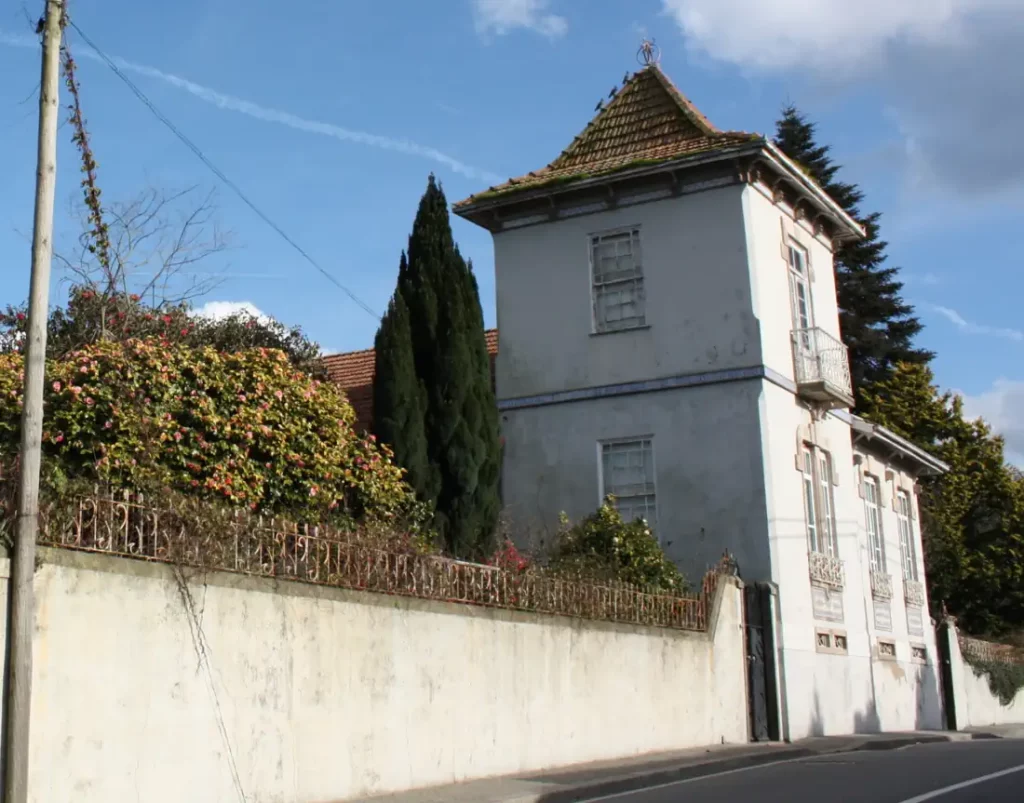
[377,175,500,557]
[372,280,434,503]
[774,106,932,405]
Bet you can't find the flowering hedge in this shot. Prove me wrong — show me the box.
[0,339,415,523]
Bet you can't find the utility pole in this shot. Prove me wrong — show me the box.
[3,2,63,801]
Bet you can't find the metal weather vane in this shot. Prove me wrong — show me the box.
[637,38,661,66]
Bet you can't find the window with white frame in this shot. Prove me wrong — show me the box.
[591,228,645,333]
[896,490,918,581]
[787,241,813,335]
[864,476,886,573]
[600,438,657,529]
[801,445,839,557]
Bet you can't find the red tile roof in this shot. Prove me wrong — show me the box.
[454,64,758,209]
[322,329,499,431]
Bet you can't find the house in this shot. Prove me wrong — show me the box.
[328,57,949,740]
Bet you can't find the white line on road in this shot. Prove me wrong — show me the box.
[896,763,1024,803]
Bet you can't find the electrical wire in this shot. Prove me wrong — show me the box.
[65,19,380,320]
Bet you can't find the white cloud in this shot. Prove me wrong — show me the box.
[0,30,501,183]
[961,379,1024,466]
[473,0,568,39]
[925,303,1024,342]
[659,0,1014,71]
[194,300,268,322]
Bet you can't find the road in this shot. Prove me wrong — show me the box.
[582,740,1024,803]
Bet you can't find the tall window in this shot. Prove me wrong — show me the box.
[787,242,813,334]
[601,438,657,529]
[802,445,838,557]
[897,491,918,581]
[864,476,886,573]
[591,228,645,333]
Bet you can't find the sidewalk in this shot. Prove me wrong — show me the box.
[355,731,981,803]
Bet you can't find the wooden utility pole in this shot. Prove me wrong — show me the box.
[3,2,63,801]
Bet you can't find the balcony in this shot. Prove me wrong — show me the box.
[904,579,926,608]
[870,570,893,600]
[809,551,845,590]
[791,327,855,409]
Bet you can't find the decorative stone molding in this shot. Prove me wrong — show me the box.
[809,551,845,589]
[870,570,893,601]
[904,579,926,608]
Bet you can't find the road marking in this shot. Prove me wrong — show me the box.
[584,757,812,801]
[895,763,1024,802]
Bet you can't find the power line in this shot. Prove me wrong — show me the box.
[65,19,380,320]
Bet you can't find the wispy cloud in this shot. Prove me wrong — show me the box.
[925,303,1023,342]
[961,378,1024,467]
[0,29,502,183]
[472,0,568,39]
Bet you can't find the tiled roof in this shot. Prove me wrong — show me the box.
[454,64,758,209]
[322,330,499,431]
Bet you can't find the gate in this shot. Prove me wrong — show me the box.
[744,582,780,741]
[936,620,958,731]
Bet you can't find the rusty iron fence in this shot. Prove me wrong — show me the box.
[10,488,725,632]
[960,634,1024,667]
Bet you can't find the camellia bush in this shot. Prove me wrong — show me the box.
[548,497,687,593]
[0,338,415,525]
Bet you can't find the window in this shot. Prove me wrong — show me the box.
[802,445,838,557]
[787,242,813,334]
[601,438,657,529]
[897,491,918,581]
[864,476,886,573]
[591,228,645,333]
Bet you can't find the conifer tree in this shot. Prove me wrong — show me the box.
[374,175,500,557]
[774,106,932,405]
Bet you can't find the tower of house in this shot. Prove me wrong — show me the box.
[453,53,862,580]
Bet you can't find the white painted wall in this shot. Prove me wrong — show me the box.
[757,382,943,738]
[743,187,842,383]
[499,381,773,582]
[0,548,748,803]
[491,185,761,401]
[945,625,1024,728]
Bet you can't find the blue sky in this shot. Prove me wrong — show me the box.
[1,1,1021,459]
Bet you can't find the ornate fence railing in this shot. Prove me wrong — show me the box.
[960,634,1024,667]
[7,488,726,633]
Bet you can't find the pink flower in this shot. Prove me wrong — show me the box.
[173,431,182,442]
[274,390,284,401]
[309,486,318,497]
[15,312,26,322]
[54,433,64,444]
[103,420,112,429]
[52,381,61,392]
[84,397,94,406]
[70,386,82,395]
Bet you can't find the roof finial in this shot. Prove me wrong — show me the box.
[637,38,660,67]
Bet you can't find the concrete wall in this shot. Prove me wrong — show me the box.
[945,626,1024,729]
[757,383,943,739]
[499,380,772,583]
[491,185,761,401]
[0,548,748,803]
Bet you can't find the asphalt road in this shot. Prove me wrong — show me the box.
[582,740,1024,803]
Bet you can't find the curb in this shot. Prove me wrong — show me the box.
[534,735,960,802]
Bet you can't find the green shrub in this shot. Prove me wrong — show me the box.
[964,655,1024,707]
[548,497,687,593]
[0,339,416,525]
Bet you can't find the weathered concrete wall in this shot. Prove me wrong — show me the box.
[0,549,747,803]
[498,381,773,583]
[491,184,761,402]
[945,625,1024,729]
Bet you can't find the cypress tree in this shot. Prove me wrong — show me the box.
[382,175,500,557]
[774,106,932,405]
[372,278,434,504]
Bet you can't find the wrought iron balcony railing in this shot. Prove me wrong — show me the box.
[809,550,845,590]
[791,327,855,408]
[904,578,926,608]
[870,570,893,600]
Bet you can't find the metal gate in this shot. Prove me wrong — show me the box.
[744,583,780,742]
[936,619,958,731]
